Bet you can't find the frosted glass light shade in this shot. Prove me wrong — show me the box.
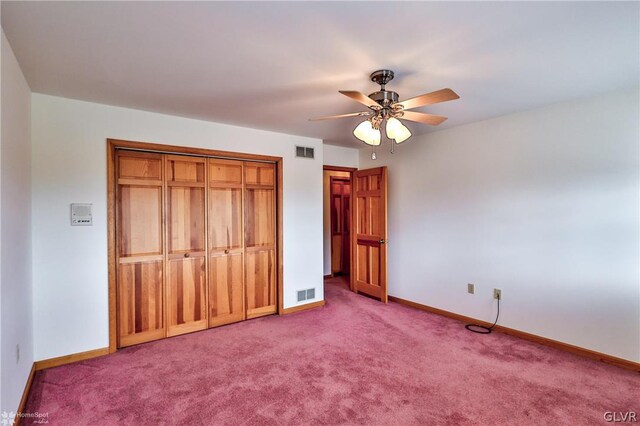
[386,117,411,143]
[393,124,411,143]
[368,128,381,146]
[353,120,373,142]
[354,120,381,146]
[386,117,401,139]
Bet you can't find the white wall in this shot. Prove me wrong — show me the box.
[31,94,324,361]
[323,144,359,168]
[360,88,640,362]
[1,30,33,414]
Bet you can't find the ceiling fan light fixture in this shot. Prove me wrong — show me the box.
[312,70,458,150]
[386,117,411,143]
[393,123,412,144]
[368,128,381,146]
[385,117,401,139]
[353,120,373,143]
[354,120,381,146]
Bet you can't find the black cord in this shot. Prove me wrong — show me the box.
[465,297,500,334]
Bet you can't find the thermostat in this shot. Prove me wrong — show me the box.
[71,203,93,226]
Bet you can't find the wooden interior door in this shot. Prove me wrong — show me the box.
[352,167,388,302]
[330,177,351,275]
[166,155,208,336]
[244,162,277,319]
[116,151,165,347]
[208,158,245,327]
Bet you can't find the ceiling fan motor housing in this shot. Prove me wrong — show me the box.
[368,90,399,108]
[369,69,399,109]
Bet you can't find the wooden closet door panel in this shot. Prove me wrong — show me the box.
[118,153,163,182]
[208,159,245,327]
[118,186,163,257]
[167,187,206,253]
[244,162,275,186]
[209,253,244,326]
[116,151,165,347]
[167,257,207,334]
[167,156,206,184]
[209,188,243,250]
[245,249,276,319]
[245,188,275,247]
[244,162,276,319]
[209,159,243,186]
[166,155,208,336]
[118,260,164,346]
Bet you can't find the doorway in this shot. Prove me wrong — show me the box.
[323,166,356,279]
[330,176,351,275]
[323,165,389,304]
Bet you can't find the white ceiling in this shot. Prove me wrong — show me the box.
[2,1,638,148]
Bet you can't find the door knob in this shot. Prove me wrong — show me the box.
[224,249,230,254]
[379,239,386,244]
[184,253,190,258]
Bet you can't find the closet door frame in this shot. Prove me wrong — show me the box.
[107,139,283,353]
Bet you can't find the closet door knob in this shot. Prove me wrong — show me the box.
[224,249,230,254]
[184,253,190,258]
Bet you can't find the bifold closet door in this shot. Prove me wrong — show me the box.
[166,155,208,336]
[116,151,165,347]
[244,162,277,319]
[208,159,245,327]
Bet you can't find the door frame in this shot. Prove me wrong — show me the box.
[323,165,357,291]
[107,139,284,353]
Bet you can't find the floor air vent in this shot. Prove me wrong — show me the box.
[295,146,315,159]
[297,288,316,302]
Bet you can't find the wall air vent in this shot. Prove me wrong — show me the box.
[297,288,316,302]
[295,146,315,159]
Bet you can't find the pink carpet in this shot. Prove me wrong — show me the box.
[25,277,638,425]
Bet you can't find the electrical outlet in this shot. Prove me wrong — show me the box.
[494,288,502,300]
[16,344,20,363]
[467,283,475,294]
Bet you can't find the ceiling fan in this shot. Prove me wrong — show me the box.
[310,70,459,155]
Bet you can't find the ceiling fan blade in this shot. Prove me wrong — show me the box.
[400,111,448,126]
[308,111,372,121]
[396,88,459,110]
[339,90,380,109]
